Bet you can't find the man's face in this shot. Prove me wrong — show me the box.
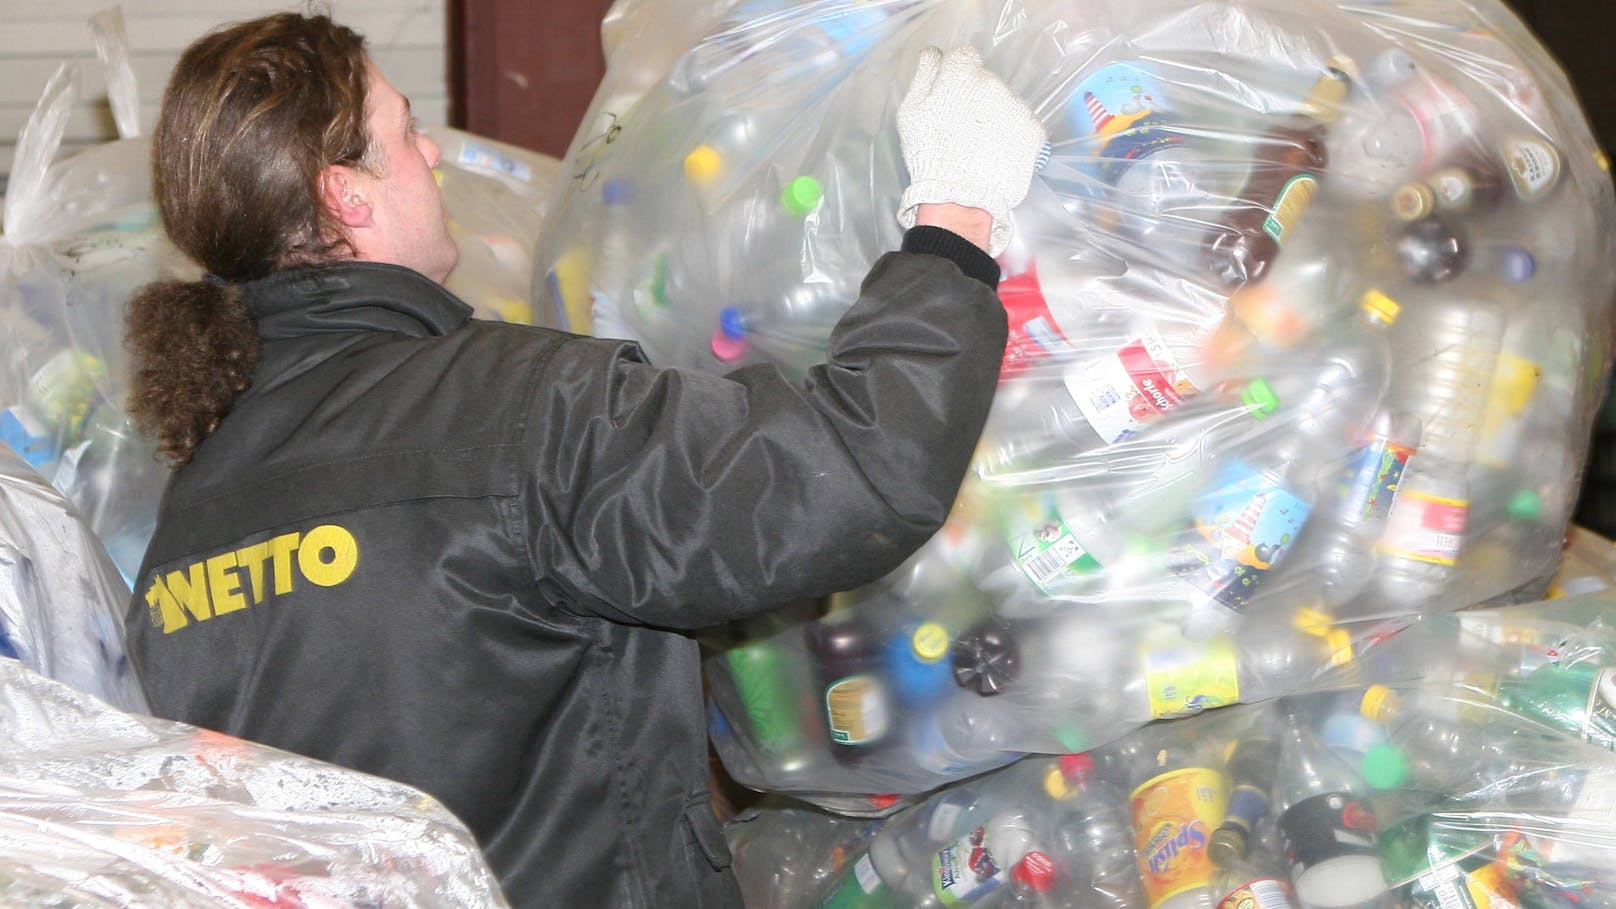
[350,60,460,283]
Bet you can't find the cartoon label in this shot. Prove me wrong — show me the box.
[1380,489,1468,566]
[1131,767,1227,908]
[1143,638,1241,718]
[1342,436,1414,524]
[1178,460,1312,613]
[1069,328,1200,443]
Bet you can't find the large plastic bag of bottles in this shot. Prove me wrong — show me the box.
[533,0,1616,799]
[0,655,508,907]
[0,62,563,585]
[720,590,1616,909]
[0,440,144,712]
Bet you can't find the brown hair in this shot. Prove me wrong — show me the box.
[126,12,373,467]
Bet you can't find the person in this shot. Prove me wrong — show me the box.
[122,12,1048,908]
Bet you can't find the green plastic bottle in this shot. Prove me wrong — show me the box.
[1500,661,1616,751]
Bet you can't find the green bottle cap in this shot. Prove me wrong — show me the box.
[1241,378,1281,418]
[1362,742,1411,790]
[781,175,824,216]
[1507,488,1542,522]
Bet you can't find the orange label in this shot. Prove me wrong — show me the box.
[1132,767,1228,908]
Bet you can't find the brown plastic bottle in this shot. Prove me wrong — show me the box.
[1206,61,1354,288]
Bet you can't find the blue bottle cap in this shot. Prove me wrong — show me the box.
[718,306,748,340]
[601,178,632,206]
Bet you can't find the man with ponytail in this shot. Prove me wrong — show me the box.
[124,11,1048,908]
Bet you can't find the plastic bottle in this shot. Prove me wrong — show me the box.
[718,628,821,779]
[1355,683,1510,796]
[1498,660,1616,752]
[1128,735,1228,909]
[805,609,895,765]
[1137,618,1355,720]
[1272,700,1387,909]
[910,688,1021,779]
[1375,293,1505,609]
[1378,810,1522,909]
[668,0,897,97]
[1206,61,1355,287]
[1209,852,1298,909]
[1211,729,1282,867]
[1045,753,1147,909]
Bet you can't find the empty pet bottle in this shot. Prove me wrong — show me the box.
[1206,61,1355,287]
[1209,852,1298,909]
[1376,293,1505,609]
[806,609,894,765]
[1273,700,1387,909]
[1212,728,1282,867]
[1499,660,1616,753]
[1129,734,1228,909]
[1378,810,1522,909]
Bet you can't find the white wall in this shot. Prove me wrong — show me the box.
[0,0,448,195]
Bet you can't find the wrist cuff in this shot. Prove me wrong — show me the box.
[902,226,1001,290]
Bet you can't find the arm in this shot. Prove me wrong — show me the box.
[520,231,1002,630]
[915,203,993,253]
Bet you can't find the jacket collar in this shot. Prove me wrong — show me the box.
[243,261,474,341]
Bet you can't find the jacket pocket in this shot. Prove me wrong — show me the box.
[680,796,733,872]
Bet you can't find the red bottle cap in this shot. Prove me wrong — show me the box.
[1012,851,1056,891]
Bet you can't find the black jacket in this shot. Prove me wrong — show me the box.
[126,226,1005,908]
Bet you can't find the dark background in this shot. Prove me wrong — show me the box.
[447,0,1616,537]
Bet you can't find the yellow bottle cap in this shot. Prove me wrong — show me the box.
[1360,289,1402,326]
[1360,683,1399,722]
[1325,629,1354,667]
[912,623,950,663]
[1293,605,1334,636]
[684,144,723,184]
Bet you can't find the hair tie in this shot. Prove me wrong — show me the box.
[202,272,228,288]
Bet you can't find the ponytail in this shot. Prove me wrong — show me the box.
[125,278,261,468]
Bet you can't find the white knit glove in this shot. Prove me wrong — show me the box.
[896,45,1049,257]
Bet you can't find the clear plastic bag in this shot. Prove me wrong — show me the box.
[0,657,507,907]
[774,591,1616,909]
[534,0,1616,798]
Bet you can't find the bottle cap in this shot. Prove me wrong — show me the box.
[684,144,723,184]
[1240,378,1280,418]
[1044,752,1096,799]
[1506,488,1543,522]
[867,793,901,810]
[1496,245,1537,283]
[911,622,949,663]
[1361,742,1412,789]
[1391,182,1436,221]
[1359,684,1399,723]
[1208,827,1248,867]
[780,175,824,217]
[601,178,632,206]
[1325,629,1354,667]
[1011,852,1056,892]
[951,622,1021,695]
[1321,712,1386,755]
[1359,289,1402,326]
[1491,353,1541,414]
[1292,605,1334,636]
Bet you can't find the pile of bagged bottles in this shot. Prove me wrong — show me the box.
[0,62,562,585]
[731,590,1616,908]
[535,0,1616,797]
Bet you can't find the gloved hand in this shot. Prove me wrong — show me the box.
[896,45,1048,257]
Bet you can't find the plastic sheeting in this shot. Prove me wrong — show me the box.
[0,656,508,907]
[535,0,1616,798]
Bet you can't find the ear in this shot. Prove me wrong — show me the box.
[319,164,374,229]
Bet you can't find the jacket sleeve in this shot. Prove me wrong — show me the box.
[518,227,1007,630]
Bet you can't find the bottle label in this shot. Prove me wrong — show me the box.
[1131,767,1227,909]
[1178,459,1312,614]
[726,643,803,755]
[1401,848,1520,909]
[1380,489,1468,565]
[932,824,1013,905]
[1142,638,1241,718]
[1261,174,1319,245]
[997,268,1074,377]
[1217,877,1296,909]
[1008,499,1102,593]
[824,674,888,745]
[1277,793,1379,882]
[812,853,884,909]
[1505,137,1561,201]
[1581,667,1616,750]
[1069,328,1199,444]
[1342,435,1414,525]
